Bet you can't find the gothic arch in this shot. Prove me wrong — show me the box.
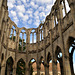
[5,57,14,75]
[28,58,37,65]
[16,58,26,75]
[47,52,52,63]
[17,58,26,63]
[66,36,75,75]
[55,46,64,75]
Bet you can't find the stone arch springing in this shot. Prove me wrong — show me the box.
[5,57,14,75]
[19,29,26,52]
[16,58,26,75]
[55,46,63,75]
[29,58,37,75]
[67,37,75,75]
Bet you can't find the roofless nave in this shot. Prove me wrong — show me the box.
[0,0,75,75]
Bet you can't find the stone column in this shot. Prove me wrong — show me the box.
[13,65,16,75]
[37,64,40,75]
[0,6,5,30]
[51,15,54,29]
[44,62,49,75]
[26,30,30,75]
[25,63,29,75]
[36,28,40,75]
[0,0,3,10]
[1,64,6,75]
[64,54,72,75]
[52,59,58,75]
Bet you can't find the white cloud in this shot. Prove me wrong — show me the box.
[30,1,38,9]
[39,12,46,18]
[8,0,56,28]
[21,0,26,3]
[34,19,40,27]
[34,11,39,16]
[8,3,14,9]
[26,10,33,14]
[17,1,22,5]
[38,6,45,11]
[13,16,19,25]
[28,19,32,24]
[16,5,25,13]
[18,12,23,17]
[32,0,53,4]
[10,10,16,17]
[22,15,29,22]
[8,0,15,4]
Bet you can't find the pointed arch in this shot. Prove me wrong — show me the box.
[5,57,14,75]
[47,52,52,63]
[16,58,26,75]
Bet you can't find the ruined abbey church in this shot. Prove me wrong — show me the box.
[0,0,75,75]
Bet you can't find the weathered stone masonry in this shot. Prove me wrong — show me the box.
[0,0,75,75]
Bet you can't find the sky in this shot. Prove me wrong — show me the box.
[7,0,56,28]
[7,0,75,73]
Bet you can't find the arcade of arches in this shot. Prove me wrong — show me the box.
[0,0,75,75]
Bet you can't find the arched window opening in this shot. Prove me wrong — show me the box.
[30,33,32,43]
[62,1,66,17]
[56,17,58,25]
[65,0,70,13]
[68,38,75,74]
[16,59,26,75]
[40,26,43,30]
[19,29,26,52]
[40,31,41,41]
[10,26,16,42]
[29,59,37,75]
[30,29,36,43]
[34,33,36,43]
[55,46,63,75]
[5,57,14,75]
